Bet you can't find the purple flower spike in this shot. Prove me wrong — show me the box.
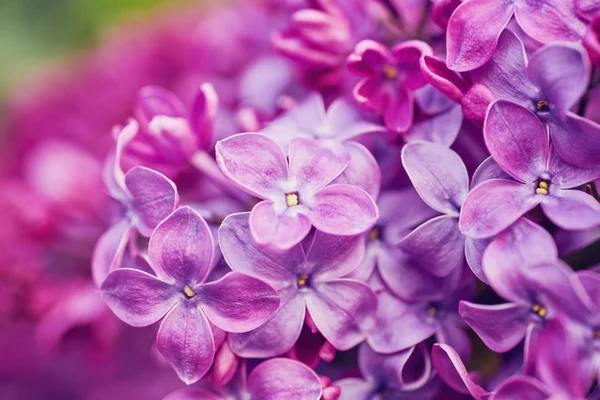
[348,39,432,132]
[92,121,180,286]
[219,213,377,356]
[101,207,280,384]
[470,30,600,167]
[460,101,600,239]
[446,0,586,71]
[336,343,432,398]
[216,133,378,250]
[400,141,470,277]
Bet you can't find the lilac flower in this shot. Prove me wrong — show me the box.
[401,140,487,277]
[165,358,323,400]
[261,93,386,198]
[468,30,600,167]
[335,343,432,399]
[347,39,432,132]
[368,269,472,359]
[215,133,378,250]
[218,212,377,356]
[446,0,586,71]
[492,317,590,400]
[459,257,590,356]
[431,344,489,400]
[100,207,280,384]
[459,101,600,239]
[92,120,179,286]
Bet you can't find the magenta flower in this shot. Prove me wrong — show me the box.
[446,0,586,71]
[100,207,280,384]
[219,212,377,355]
[347,39,432,132]
[216,133,378,250]
[469,30,600,167]
[92,120,179,286]
[165,358,323,400]
[460,101,600,239]
[335,343,432,398]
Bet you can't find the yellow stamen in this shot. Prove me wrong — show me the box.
[539,182,548,190]
[536,100,549,111]
[535,188,548,195]
[368,226,380,241]
[532,304,547,317]
[536,181,549,195]
[286,192,299,207]
[183,285,196,298]
[382,65,398,80]
[595,330,600,339]
[427,306,438,316]
[297,274,309,287]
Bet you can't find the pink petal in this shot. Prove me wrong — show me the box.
[289,137,349,192]
[156,304,215,384]
[514,1,586,44]
[541,189,600,230]
[331,142,381,200]
[247,358,323,400]
[249,200,312,250]
[190,83,218,151]
[91,219,133,287]
[215,133,288,199]
[197,272,280,333]
[307,229,366,281]
[148,206,214,284]
[383,86,414,133]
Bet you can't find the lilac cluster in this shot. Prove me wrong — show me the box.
[1,0,600,399]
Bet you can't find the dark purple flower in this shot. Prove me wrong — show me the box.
[216,133,378,250]
[459,101,600,239]
[261,93,385,198]
[335,343,432,399]
[446,0,586,71]
[92,120,179,286]
[219,212,377,355]
[100,207,280,383]
[469,30,600,167]
[347,39,432,132]
[165,358,323,400]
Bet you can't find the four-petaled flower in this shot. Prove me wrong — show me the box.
[101,206,280,384]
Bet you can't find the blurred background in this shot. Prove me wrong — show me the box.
[0,0,194,104]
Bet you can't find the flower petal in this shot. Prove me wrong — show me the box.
[470,29,538,105]
[197,272,280,333]
[100,268,178,327]
[446,0,515,71]
[215,133,288,199]
[307,229,366,281]
[228,287,305,358]
[464,236,493,283]
[514,0,586,44]
[459,302,530,352]
[250,200,312,250]
[528,43,590,114]
[547,146,600,188]
[459,178,538,239]
[398,215,464,277]
[431,343,488,398]
[305,279,377,350]
[289,137,349,192]
[367,291,437,353]
[401,141,469,215]
[309,184,378,236]
[331,142,381,200]
[149,206,214,284]
[492,376,549,400]
[484,101,548,183]
[549,111,600,167]
[391,40,433,90]
[541,189,600,230]
[404,104,463,147]
[470,156,512,188]
[190,83,218,151]
[125,166,179,237]
[91,219,133,287]
[218,212,300,289]
[247,358,323,400]
[135,86,186,125]
[156,304,215,384]
[384,86,414,132]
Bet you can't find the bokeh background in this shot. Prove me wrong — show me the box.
[0,0,193,112]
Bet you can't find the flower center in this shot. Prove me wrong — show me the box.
[532,303,547,318]
[427,305,438,316]
[595,330,600,339]
[286,192,300,207]
[297,274,310,287]
[536,100,550,112]
[368,226,381,241]
[382,64,398,80]
[183,285,196,299]
[535,180,549,195]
